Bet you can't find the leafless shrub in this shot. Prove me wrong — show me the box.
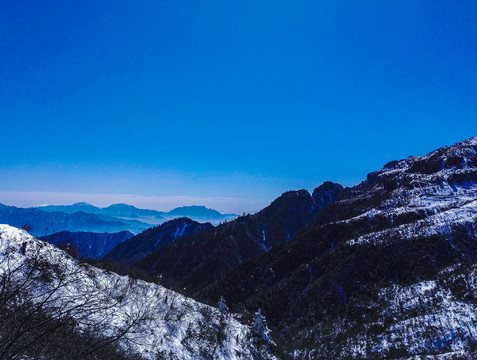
[0,234,156,359]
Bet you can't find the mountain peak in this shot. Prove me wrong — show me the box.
[105,203,137,209]
[169,205,214,211]
[277,189,311,199]
[264,190,313,213]
[167,205,226,218]
[314,181,343,190]
[71,202,94,207]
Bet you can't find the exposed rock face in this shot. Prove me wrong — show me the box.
[312,181,344,209]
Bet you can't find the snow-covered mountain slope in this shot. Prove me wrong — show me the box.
[197,137,477,358]
[0,225,265,360]
[290,263,477,359]
[338,137,477,247]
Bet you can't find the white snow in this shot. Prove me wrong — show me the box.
[345,182,477,247]
[0,225,265,360]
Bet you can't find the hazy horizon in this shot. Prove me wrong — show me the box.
[0,190,268,214]
[1,136,476,214]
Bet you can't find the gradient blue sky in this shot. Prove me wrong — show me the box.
[1,1,476,213]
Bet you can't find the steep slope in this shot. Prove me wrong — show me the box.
[105,218,213,269]
[136,183,343,294]
[0,205,150,236]
[198,137,477,358]
[41,230,134,259]
[0,225,266,360]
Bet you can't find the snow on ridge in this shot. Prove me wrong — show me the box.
[372,136,477,180]
[0,224,259,360]
[346,200,477,247]
[343,180,477,247]
[173,220,190,238]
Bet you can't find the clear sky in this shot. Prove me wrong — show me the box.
[1,1,476,213]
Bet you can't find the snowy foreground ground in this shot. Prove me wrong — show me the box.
[0,225,269,360]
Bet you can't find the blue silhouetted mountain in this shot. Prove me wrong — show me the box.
[101,203,165,218]
[165,206,236,221]
[0,205,150,236]
[104,217,213,270]
[41,230,134,259]
[37,202,102,214]
[35,203,235,225]
[37,202,165,219]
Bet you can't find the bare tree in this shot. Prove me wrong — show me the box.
[1,228,255,360]
[0,233,154,359]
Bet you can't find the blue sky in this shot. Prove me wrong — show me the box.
[1,1,476,213]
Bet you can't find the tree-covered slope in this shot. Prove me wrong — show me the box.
[135,183,342,294]
[41,230,134,259]
[104,217,213,270]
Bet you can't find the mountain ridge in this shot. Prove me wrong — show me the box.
[193,136,477,358]
[0,204,150,236]
[134,181,343,294]
[35,203,238,226]
[104,217,213,271]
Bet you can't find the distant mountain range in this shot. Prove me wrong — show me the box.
[166,206,236,221]
[36,203,237,225]
[0,204,150,236]
[0,203,236,237]
[37,202,166,219]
